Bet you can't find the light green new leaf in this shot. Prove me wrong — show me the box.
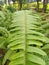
[6,10,49,65]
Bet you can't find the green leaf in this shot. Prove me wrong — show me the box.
[2,50,13,65]
[7,10,48,65]
[27,53,45,65]
[27,46,46,56]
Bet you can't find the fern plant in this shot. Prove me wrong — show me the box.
[37,13,49,65]
[39,14,49,50]
[0,27,9,65]
[2,10,49,65]
[0,10,13,29]
[0,10,13,65]
[0,27,9,48]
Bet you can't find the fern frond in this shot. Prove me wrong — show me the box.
[5,10,49,65]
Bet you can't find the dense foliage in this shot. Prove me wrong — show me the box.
[0,10,49,65]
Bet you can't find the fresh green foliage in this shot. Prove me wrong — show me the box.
[0,27,9,48]
[0,10,49,65]
[0,10,13,29]
[0,10,13,65]
[39,14,49,50]
[2,10,49,65]
[37,13,49,65]
[0,27,9,65]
